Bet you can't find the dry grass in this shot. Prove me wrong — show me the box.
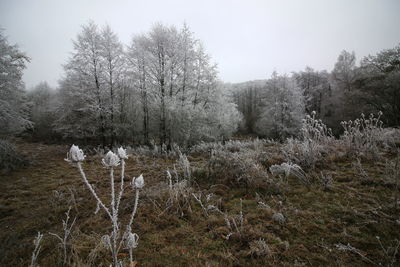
[0,139,399,266]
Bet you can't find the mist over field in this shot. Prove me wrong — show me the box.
[1,0,400,266]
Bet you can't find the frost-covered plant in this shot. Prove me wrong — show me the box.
[301,111,333,144]
[224,199,244,239]
[163,169,193,216]
[282,112,332,169]
[376,236,400,266]
[207,147,268,186]
[49,207,76,266]
[128,141,183,158]
[283,137,324,170]
[29,232,43,267]
[272,212,286,225]
[177,151,191,183]
[320,171,333,191]
[66,145,144,266]
[352,158,370,180]
[190,138,268,155]
[269,162,308,184]
[249,238,271,257]
[340,112,384,157]
[191,192,222,217]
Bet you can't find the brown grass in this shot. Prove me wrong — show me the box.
[0,139,399,266]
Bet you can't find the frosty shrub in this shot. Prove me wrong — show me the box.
[320,171,333,191]
[207,147,268,186]
[177,151,191,183]
[66,145,143,266]
[282,138,322,170]
[0,139,27,173]
[191,138,268,155]
[379,128,400,148]
[127,141,183,159]
[249,238,271,257]
[340,112,384,158]
[49,207,76,266]
[269,162,308,184]
[224,199,244,239]
[164,169,193,216]
[144,156,193,217]
[282,112,332,169]
[301,111,333,144]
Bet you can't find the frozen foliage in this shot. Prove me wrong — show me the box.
[29,232,43,267]
[65,145,86,163]
[191,138,268,155]
[249,239,271,257]
[340,112,384,158]
[320,172,334,191]
[177,151,191,182]
[301,111,333,144]
[255,72,305,140]
[49,207,76,265]
[27,82,58,140]
[66,145,143,266]
[207,147,267,186]
[224,199,244,239]
[0,30,31,136]
[164,170,193,216]
[127,141,183,158]
[272,212,286,225]
[269,162,308,184]
[0,139,27,173]
[55,22,241,146]
[282,112,333,169]
[102,151,120,167]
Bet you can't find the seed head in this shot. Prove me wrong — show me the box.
[102,151,120,167]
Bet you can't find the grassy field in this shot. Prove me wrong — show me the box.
[0,139,399,266]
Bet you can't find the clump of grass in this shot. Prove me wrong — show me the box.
[340,112,384,158]
[282,111,333,170]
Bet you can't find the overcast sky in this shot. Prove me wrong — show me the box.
[1,0,399,89]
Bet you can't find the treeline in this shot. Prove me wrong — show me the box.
[232,46,400,139]
[25,22,241,147]
[2,22,400,148]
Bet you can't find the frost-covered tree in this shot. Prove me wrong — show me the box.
[0,29,31,136]
[126,23,240,146]
[0,29,31,172]
[255,72,305,139]
[294,67,331,115]
[100,25,127,146]
[55,22,107,144]
[332,50,357,92]
[56,22,241,146]
[27,82,58,140]
[356,44,400,126]
[127,34,150,144]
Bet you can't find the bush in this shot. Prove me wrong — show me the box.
[0,139,27,173]
[340,112,385,158]
[190,138,269,155]
[207,147,268,186]
[282,112,333,169]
